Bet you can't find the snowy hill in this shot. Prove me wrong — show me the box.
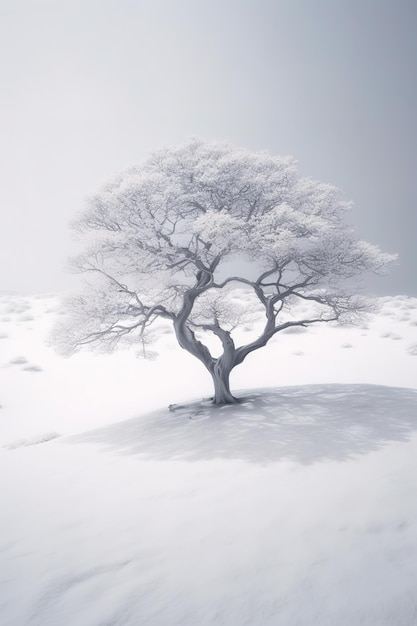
[1,293,417,625]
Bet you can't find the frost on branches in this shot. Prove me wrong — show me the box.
[54,139,396,404]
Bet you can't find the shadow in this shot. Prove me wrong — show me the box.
[67,384,417,465]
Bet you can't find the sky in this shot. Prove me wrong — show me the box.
[0,0,416,296]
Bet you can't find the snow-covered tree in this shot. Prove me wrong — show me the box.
[55,139,395,403]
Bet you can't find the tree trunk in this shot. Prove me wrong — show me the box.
[173,315,238,404]
[210,363,238,404]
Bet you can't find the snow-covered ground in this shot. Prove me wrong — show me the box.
[1,292,417,625]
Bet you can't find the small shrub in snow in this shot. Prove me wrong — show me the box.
[5,303,30,314]
[19,314,34,322]
[380,331,402,340]
[22,364,43,372]
[9,356,28,365]
[282,326,308,334]
[407,343,417,356]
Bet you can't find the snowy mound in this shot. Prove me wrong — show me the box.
[2,385,417,625]
[70,384,417,464]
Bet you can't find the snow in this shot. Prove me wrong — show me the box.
[1,292,417,625]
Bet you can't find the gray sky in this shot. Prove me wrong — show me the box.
[1,0,416,295]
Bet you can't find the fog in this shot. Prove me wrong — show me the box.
[1,0,415,295]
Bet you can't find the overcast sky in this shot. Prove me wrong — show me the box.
[1,0,416,295]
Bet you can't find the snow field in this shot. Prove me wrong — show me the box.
[0,292,417,624]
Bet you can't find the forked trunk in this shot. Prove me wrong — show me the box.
[210,364,238,404]
[173,316,238,404]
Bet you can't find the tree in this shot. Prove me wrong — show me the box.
[55,139,395,404]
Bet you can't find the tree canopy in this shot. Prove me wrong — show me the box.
[55,139,395,403]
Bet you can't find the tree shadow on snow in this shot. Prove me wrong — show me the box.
[68,384,417,465]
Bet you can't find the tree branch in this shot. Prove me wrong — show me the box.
[234,313,338,366]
